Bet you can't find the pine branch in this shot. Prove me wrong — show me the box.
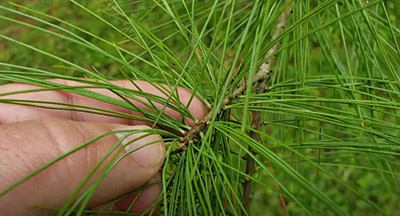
[242,1,292,213]
[177,2,292,152]
[176,3,292,212]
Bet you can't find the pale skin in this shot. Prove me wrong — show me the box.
[0,80,206,215]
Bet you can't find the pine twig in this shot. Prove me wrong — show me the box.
[243,1,292,213]
[177,1,292,152]
[175,1,292,213]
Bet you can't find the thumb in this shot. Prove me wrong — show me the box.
[0,118,165,216]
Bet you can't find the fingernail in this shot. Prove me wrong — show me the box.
[149,172,162,184]
[113,126,165,168]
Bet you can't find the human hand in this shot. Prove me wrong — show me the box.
[0,80,206,215]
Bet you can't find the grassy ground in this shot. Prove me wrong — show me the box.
[1,1,125,78]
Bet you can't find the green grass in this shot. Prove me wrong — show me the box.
[1,0,400,215]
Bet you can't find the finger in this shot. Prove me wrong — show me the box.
[93,173,162,215]
[114,173,162,214]
[0,79,206,126]
[0,118,165,216]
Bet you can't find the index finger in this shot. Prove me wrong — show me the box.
[0,79,206,127]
